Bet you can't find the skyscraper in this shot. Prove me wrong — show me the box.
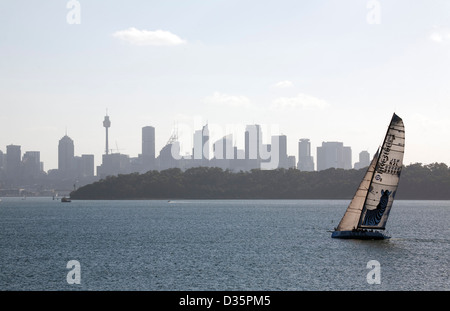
[245,124,262,170]
[245,124,262,160]
[142,126,155,158]
[142,126,155,171]
[98,153,130,178]
[58,135,75,177]
[343,146,352,170]
[6,144,21,181]
[212,134,233,170]
[202,124,209,162]
[213,134,233,160]
[298,138,315,171]
[316,141,352,171]
[75,154,95,178]
[354,151,370,169]
[0,150,4,171]
[22,151,41,179]
[193,124,209,165]
[273,134,288,169]
[158,140,180,171]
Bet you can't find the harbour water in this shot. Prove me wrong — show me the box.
[0,198,448,291]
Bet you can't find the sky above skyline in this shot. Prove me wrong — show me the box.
[1,0,450,170]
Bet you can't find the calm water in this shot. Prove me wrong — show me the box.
[0,198,448,291]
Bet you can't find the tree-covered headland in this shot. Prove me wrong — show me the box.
[69,162,450,200]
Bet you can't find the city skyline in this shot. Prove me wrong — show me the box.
[1,109,448,175]
[0,111,383,172]
[2,1,450,170]
[0,115,370,179]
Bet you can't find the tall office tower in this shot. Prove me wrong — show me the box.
[272,134,288,169]
[103,112,111,155]
[98,153,131,178]
[158,140,180,171]
[212,134,233,170]
[142,126,155,158]
[287,156,296,169]
[245,124,262,170]
[6,144,21,180]
[22,151,41,179]
[202,123,209,161]
[317,141,341,171]
[0,150,4,170]
[343,146,352,170]
[297,138,315,171]
[142,126,155,171]
[58,135,75,177]
[354,150,370,169]
[245,124,262,160]
[213,134,233,160]
[77,154,95,177]
[193,124,209,164]
[316,141,352,171]
[193,129,202,160]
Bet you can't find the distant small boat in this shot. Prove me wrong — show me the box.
[331,113,405,240]
[61,197,71,203]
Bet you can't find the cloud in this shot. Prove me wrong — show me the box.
[271,80,294,88]
[272,93,329,111]
[112,27,186,46]
[429,27,450,43]
[204,92,252,108]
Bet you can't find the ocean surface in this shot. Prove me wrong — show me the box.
[0,198,448,291]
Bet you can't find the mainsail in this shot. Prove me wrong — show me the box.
[335,113,405,232]
[335,151,379,231]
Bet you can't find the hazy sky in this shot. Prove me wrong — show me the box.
[1,0,450,170]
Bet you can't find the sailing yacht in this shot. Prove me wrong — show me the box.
[332,113,405,240]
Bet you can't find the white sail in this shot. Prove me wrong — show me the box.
[335,151,379,231]
[358,113,405,229]
[334,113,405,234]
